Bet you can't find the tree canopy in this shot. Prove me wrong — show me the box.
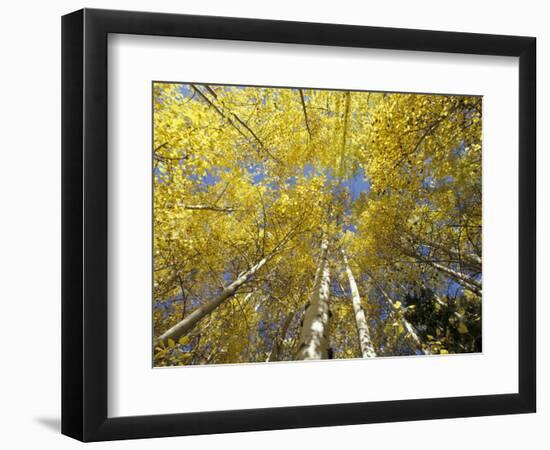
[152,82,482,366]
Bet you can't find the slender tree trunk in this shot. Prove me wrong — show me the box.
[435,244,481,271]
[401,318,428,353]
[156,256,268,346]
[267,309,297,362]
[342,250,376,358]
[428,261,482,296]
[377,284,430,355]
[178,204,241,213]
[295,236,331,360]
[405,233,482,271]
[399,244,482,296]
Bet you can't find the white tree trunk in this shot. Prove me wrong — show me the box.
[400,244,482,296]
[342,250,376,358]
[405,233,482,270]
[267,310,297,362]
[178,203,240,212]
[401,319,427,352]
[429,261,482,296]
[156,257,267,345]
[377,284,431,355]
[295,236,332,360]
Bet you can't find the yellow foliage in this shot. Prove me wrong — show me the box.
[152,83,482,366]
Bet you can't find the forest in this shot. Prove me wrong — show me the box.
[152,82,482,366]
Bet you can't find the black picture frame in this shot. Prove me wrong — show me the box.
[62,8,536,442]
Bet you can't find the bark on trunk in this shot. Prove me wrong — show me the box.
[295,236,331,360]
[342,250,377,358]
[156,256,267,346]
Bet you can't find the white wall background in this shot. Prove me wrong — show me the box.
[0,1,546,448]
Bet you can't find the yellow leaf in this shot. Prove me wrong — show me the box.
[167,338,176,348]
[458,322,469,334]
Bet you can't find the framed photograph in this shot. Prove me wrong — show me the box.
[62,8,536,442]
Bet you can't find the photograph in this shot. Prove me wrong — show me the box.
[152,83,482,366]
[0,1,542,447]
